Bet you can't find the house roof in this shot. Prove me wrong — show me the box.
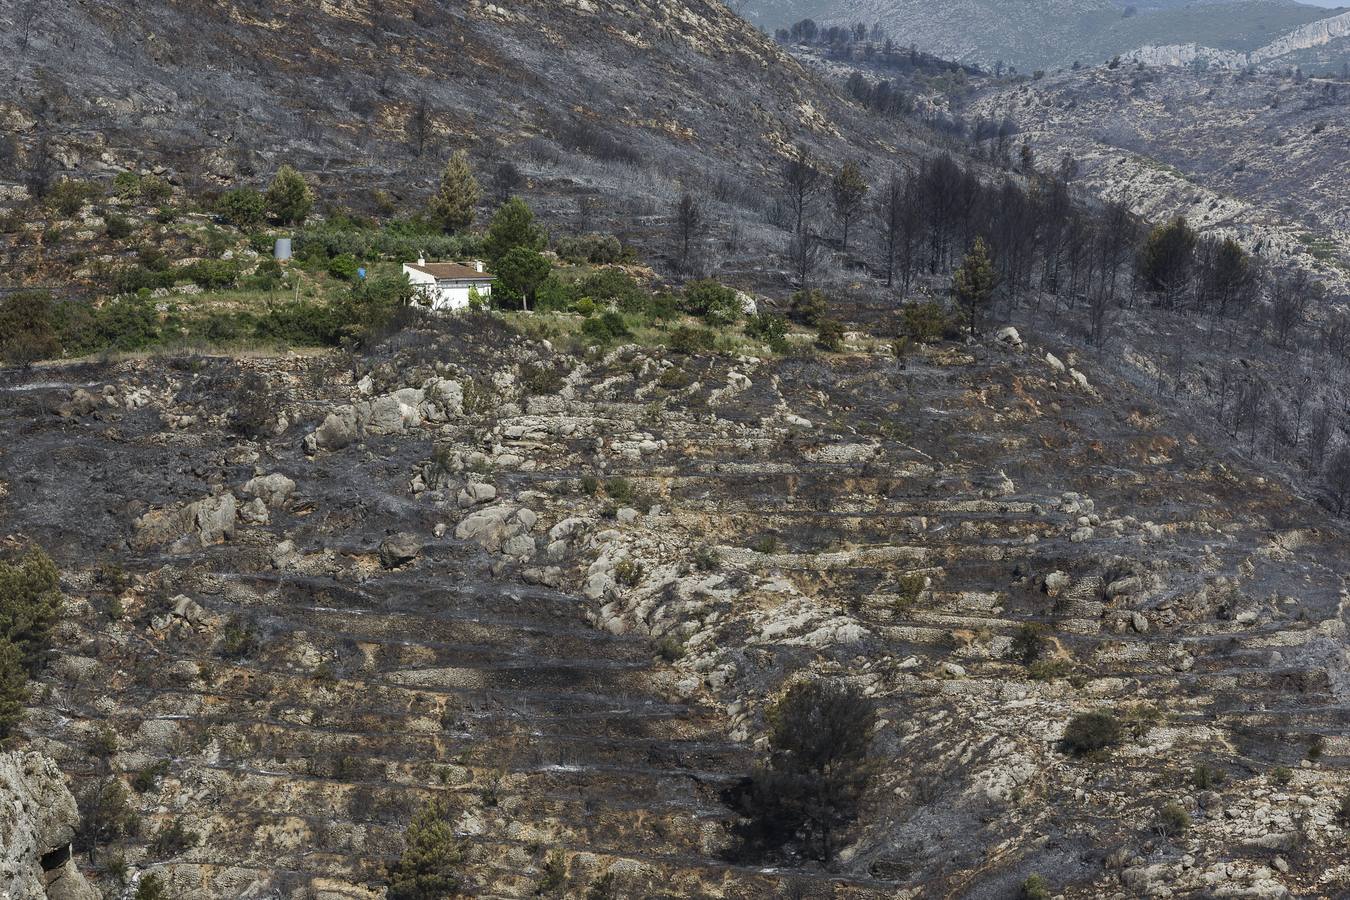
[405,261,494,281]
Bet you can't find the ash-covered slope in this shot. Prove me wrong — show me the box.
[5,317,1350,898]
[0,0,922,207]
[967,64,1350,287]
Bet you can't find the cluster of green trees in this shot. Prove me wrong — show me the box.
[0,548,63,741]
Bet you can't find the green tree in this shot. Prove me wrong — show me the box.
[735,679,877,862]
[1205,237,1253,318]
[830,160,868,252]
[0,548,63,675]
[429,151,480,234]
[1139,216,1197,306]
[0,640,28,740]
[216,188,267,229]
[493,248,551,311]
[483,197,546,263]
[952,237,997,337]
[388,800,464,900]
[265,165,314,226]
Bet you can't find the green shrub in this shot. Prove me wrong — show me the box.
[0,641,27,740]
[537,848,567,895]
[656,635,685,662]
[894,573,925,610]
[667,325,715,355]
[149,817,198,857]
[534,273,578,312]
[0,291,61,364]
[104,212,134,240]
[94,295,160,351]
[580,310,629,345]
[683,279,742,326]
[1019,874,1051,900]
[133,759,171,793]
[556,233,624,265]
[1189,763,1226,790]
[614,560,644,587]
[48,178,98,216]
[745,312,789,352]
[219,615,260,661]
[577,268,647,311]
[140,176,172,205]
[133,874,167,900]
[788,289,829,326]
[1010,623,1045,666]
[520,362,565,396]
[903,300,949,343]
[1157,801,1189,837]
[112,172,143,199]
[815,318,844,352]
[1028,659,1073,682]
[693,546,720,572]
[1062,710,1122,755]
[217,187,267,229]
[1269,765,1294,786]
[328,253,359,282]
[184,258,241,290]
[605,477,633,502]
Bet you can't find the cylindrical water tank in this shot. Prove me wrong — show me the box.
[274,238,292,261]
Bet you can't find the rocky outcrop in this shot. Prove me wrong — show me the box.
[132,492,238,550]
[0,753,99,900]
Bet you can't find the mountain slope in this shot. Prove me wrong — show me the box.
[0,0,923,217]
[748,0,1343,71]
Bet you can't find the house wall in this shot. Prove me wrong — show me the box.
[402,266,492,312]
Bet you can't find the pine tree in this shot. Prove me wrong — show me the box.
[952,237,997,337]
[1139,216,1197,306]
[0,547,63,675]
[483,197,546,263]
[388,801,463,900]
[0,639,28,740]
[265,165,314,226]
[831,160,867,252]
[429,151,480,234]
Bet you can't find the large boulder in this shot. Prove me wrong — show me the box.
[379,532,422,569]
[0,752,101,900]
[304,405,359,453]
[241,473,296,508]
[359,389,425,435]
[133,493,238,550]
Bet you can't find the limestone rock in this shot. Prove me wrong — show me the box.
[305,405,358,453]
[0,751,100,900]
[241,473,296,508]
[379,532,422,569]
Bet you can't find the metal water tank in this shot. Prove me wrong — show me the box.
[274,238,292,261]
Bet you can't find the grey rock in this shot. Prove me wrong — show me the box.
[379,532,422,569]
[306,405,358,453]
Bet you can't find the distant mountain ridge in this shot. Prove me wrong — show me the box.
[746,0,1348,71]
[1125,9,1350,67]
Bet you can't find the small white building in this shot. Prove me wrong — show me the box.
[402,258,494,311]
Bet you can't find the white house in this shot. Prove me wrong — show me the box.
[402,258,494,311]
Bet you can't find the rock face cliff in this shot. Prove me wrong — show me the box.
[0,753,99,900]
[1123,10,1350,70]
